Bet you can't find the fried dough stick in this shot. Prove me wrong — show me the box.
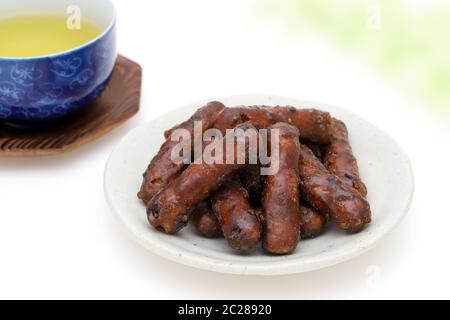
[192,200,223,238]
[323,118,368,197]
[194,203,327,240]
[299,144,371,233]
[147,123,258,234]
[211,180,262,251]
[262,123,302,254]
[270,106,332,145]
[163,101,224,139]
[214,106,332,144]
[300,205,327,239]
[138,101,226,204]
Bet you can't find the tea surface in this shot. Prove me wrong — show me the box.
[0,14,101,58]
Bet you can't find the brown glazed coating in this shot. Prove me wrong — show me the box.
[147,123,257,234]
[300,205,327,239]
[214,106,275,134]
[240,165,265,205]
[138,101,226,204]
[299,144,371,233]
[163,101,226,139]
[213,106,332,144]
[211,180,262,251]
[323,118,368,197]
[192,200,223,238]
[270,106,332,144]
[244,204,326,240]
[262,123,302,255]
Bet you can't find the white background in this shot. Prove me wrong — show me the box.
[0,0,449,299]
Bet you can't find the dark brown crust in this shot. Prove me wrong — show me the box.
[192,200,223,238]
[214,106,275,134]
[147,123,257,234]
[211,180,262,251]
[138,101,226,204]
[323,118,368,197]
[213,106,332,144]
[262,123,301,254]
[197,202,327,240]
[270,106,332,144]
[300,205,327,239]
[299,144,371,233]
[163,101,226,139]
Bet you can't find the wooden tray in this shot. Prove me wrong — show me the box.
[0,55,142,157]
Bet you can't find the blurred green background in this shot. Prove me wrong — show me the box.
[249,0,450,117]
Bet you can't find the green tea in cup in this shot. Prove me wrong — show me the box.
[0,14,101,58]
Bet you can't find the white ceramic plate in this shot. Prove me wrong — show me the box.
[104,94,414,275]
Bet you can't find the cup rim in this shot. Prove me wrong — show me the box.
[0,0,117,61]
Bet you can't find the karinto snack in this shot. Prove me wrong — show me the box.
[192,200,223,238]
[299,144,371,233]
[139,102,371,255]
[270,106,332,145]
[211,179,262,251]
[138,101,225,204]
[192,203,328,240]
[147,123,258,234]
[323,118,368,197]
[300,205,327,239]
[214,106,332,144]
[262,123,301,254]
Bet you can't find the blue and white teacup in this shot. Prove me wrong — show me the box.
[0,0,117,126]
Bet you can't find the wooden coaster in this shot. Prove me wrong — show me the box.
[0,55,141,157]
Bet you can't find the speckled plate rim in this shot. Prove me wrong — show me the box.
[104,94,414,276]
